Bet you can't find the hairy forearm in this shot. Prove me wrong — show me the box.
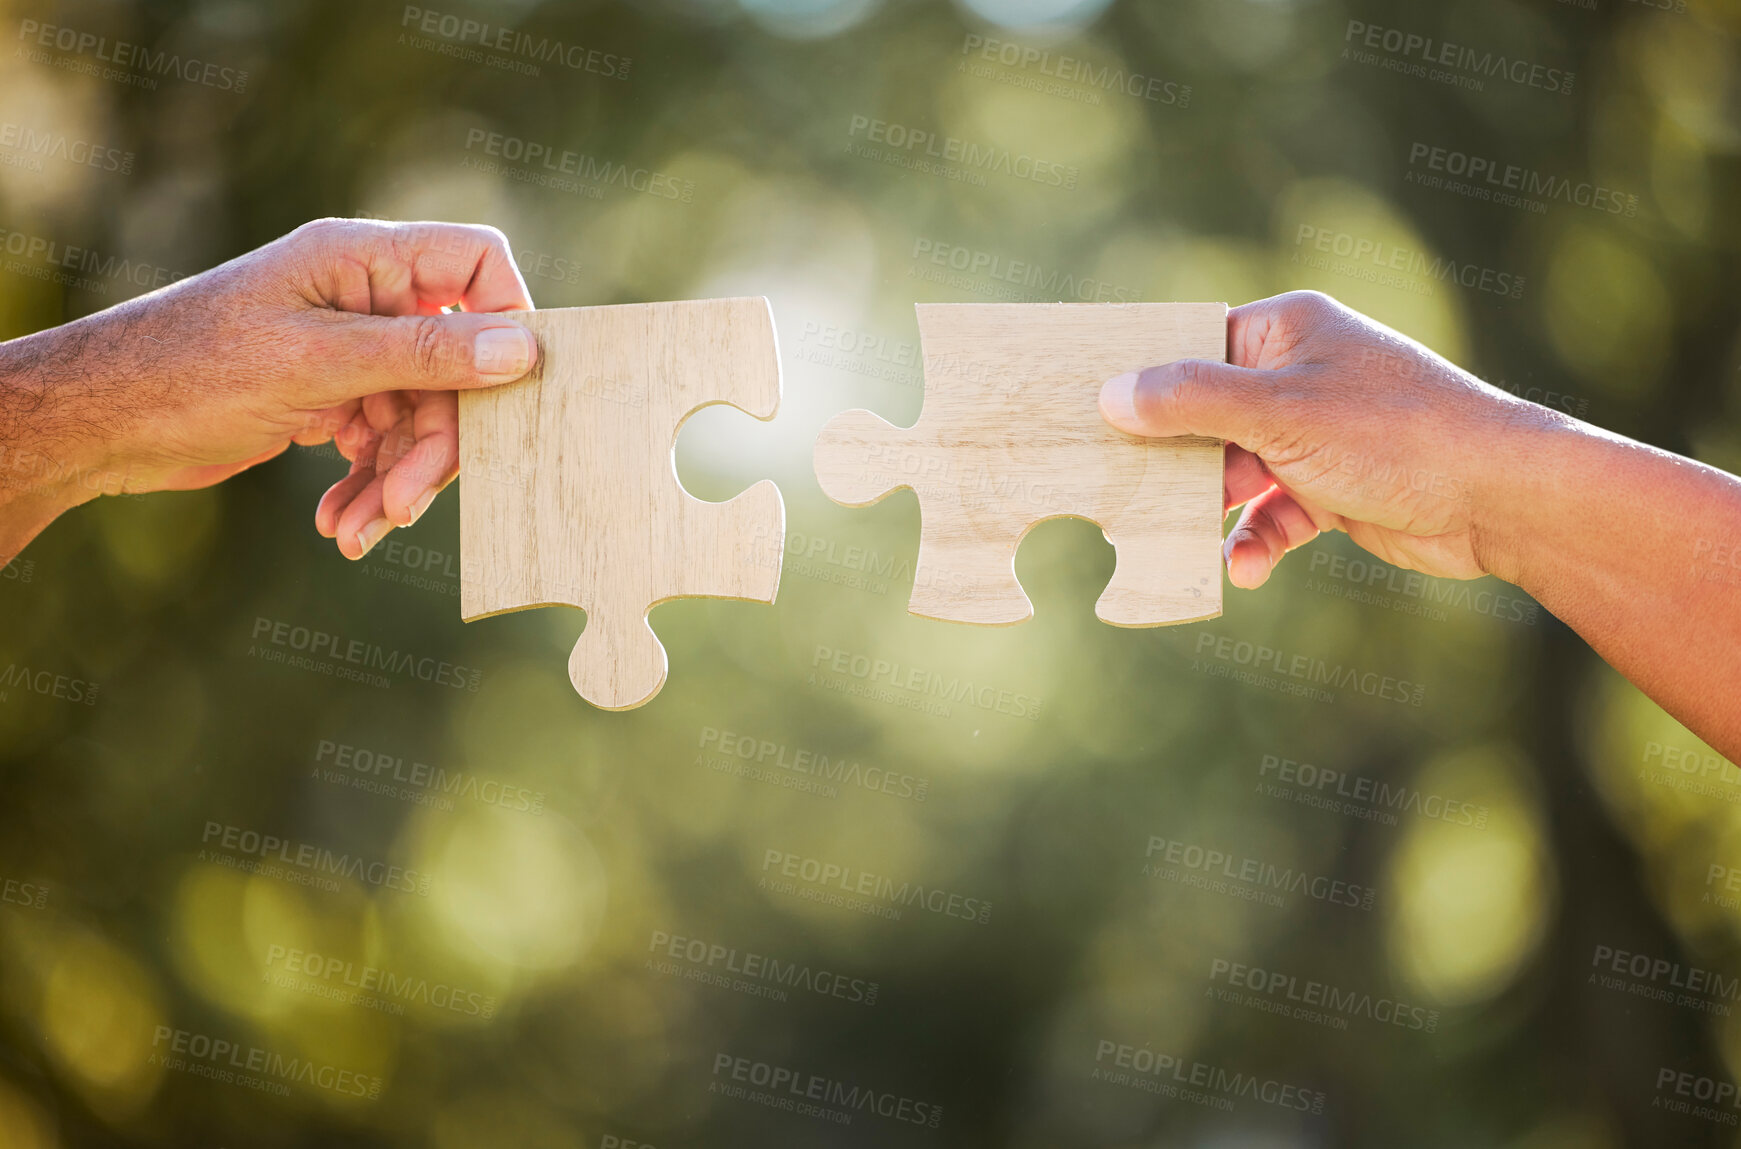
[0,219,548,568]
[1490,418,1741,756]
[0,311,140,560]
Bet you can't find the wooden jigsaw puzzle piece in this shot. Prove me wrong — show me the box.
[460,298,784,711]
[1093,446,1225,626]
[909,518,1033,625]
[815,410,1034,622]
[813,302,1227,629]
[565,474,784,710]
[566,598,669,712]
[811,408,909,507]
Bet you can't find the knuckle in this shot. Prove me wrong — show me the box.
[1137,360,1229,438]
[1283,290,1347,336]
[292,216,362,250]
[1168,359,1217,395]
[1266,289,1329,329]
[1149,364,1204,425]
[1284,288,1335,315]
[395,221,501,281]
[408,316,456,381]
[467,222,512,252]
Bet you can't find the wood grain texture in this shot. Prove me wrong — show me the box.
[813,302,1226,627]
[459,299,784,710]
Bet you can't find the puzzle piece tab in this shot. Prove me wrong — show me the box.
[813,303,1225,627]
[459,299,784,710]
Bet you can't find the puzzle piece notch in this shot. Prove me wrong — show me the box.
[460,299,785,710]
[813,302,1227,628]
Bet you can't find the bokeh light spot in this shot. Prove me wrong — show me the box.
[1387,744,1554,1007]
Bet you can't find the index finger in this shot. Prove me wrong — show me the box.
[384,220,534,313]
[294,218,534,318]
[1226,296,1291,371]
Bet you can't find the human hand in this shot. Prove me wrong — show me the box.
[10,217,539,559]
[1098,290,1551,590]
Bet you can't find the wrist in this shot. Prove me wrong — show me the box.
[1466,402,1595,592]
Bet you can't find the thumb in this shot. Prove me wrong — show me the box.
[298,310,540,405]
[1098,359,1280,449]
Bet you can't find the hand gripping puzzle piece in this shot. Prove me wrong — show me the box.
[812,302,1226,627]
[459,299,785,710]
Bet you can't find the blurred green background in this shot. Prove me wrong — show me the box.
[0,0,1738,1145]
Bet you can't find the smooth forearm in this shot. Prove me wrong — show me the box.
[1104,292,1740,755]
[1488,417,1741,755]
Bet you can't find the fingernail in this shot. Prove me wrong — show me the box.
[1099,371,1142,433]
[475,326,535,381]
[408,488,437,525]
[354,517,391,558]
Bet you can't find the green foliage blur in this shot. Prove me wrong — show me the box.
[0,0,1738,1146]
